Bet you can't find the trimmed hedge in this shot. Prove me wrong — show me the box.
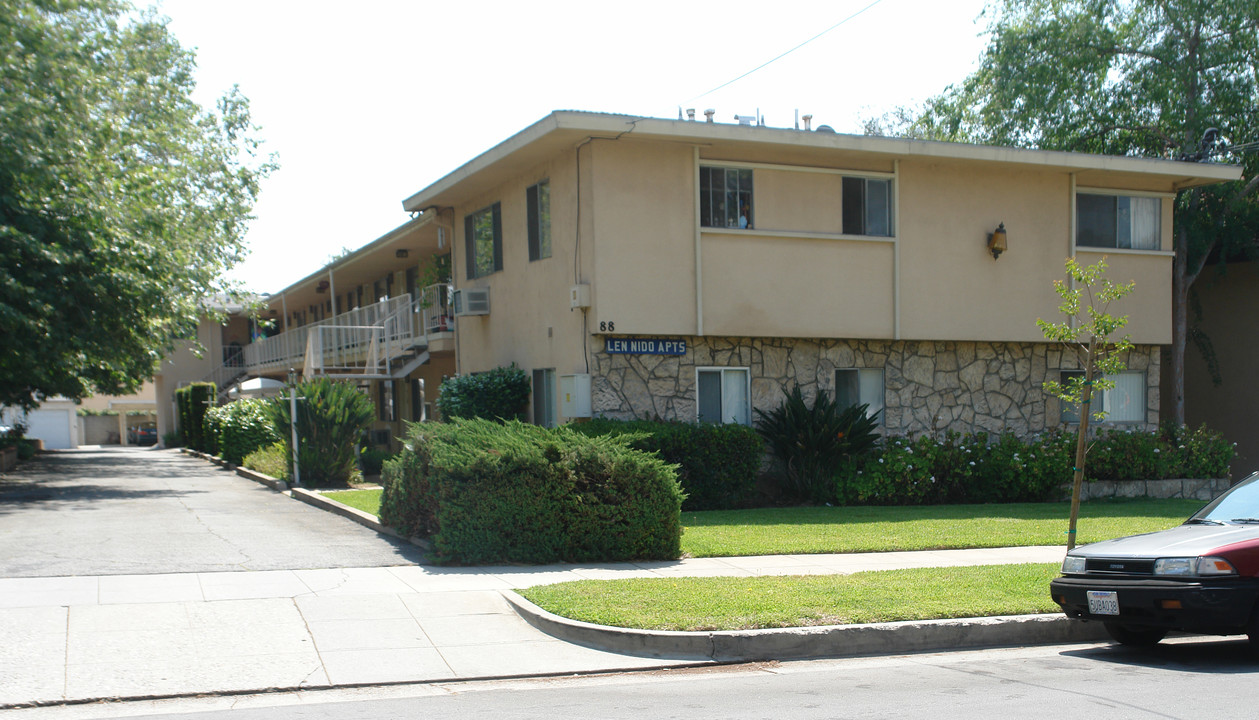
[175,382,216,452]
[380,419,684,564]
[569,418,762,510]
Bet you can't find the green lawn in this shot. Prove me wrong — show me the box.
[680,499,1202,557]
[518,563,1063,631]
[318,490,1199,557]
[321,489,384,516]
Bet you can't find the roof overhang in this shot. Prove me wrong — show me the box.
[401,111,1243,211]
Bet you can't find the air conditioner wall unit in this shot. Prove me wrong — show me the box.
[452,287,490,317]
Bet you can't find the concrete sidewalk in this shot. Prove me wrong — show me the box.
[0,546,1076,709]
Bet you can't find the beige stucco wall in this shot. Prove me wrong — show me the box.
[451,148,592,424]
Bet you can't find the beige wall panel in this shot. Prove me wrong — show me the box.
[754,170,842,234]
[1074,249,1173,344]
[453,150,592,387]
[897,161,1171,344]
[701,234,894,338]
[897,161,1070,342]
[589,140,697,336]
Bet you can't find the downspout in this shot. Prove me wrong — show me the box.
[893,159,901,340]
[693,146,704,337]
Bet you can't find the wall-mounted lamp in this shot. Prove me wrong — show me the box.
[315,280,329,293]
[395,249,410,259]
[987,223,1008,260]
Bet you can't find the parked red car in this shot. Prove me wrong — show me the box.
[1051,472,1259,649]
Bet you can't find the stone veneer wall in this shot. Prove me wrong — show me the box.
[592,337,1160,438]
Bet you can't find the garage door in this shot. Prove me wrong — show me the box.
[26,409,73,449]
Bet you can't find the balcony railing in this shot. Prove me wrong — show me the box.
[242,285,453,377]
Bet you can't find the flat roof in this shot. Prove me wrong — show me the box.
[402,110,1243,211]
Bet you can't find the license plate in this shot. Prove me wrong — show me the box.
[1087,591,1120,615]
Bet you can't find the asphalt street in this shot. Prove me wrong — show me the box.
[0,446,425,576]
[9,638,1258,720]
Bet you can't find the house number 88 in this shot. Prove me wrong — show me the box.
[600,321,615,332]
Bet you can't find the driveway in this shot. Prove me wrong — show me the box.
[0,446,425,577]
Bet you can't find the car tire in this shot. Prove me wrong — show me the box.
[1103,622,1168,646]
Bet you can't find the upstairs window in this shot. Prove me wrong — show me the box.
[700,166,753,229]
[527,180,551,261]
[842,176,894,237]
[1077,193,1160,250]
[464,202,503,279]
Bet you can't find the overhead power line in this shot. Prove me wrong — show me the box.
[682,0,883,105]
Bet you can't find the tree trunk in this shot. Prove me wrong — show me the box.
[1170,224,1190,425]
[1067,337,1097,551]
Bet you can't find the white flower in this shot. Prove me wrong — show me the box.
[969,461,975,466]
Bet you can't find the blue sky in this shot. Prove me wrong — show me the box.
[157,0,991,292]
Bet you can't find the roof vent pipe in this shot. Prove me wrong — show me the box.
[704,109,715,123]
[686,108,696,121]
[802,114,813,131]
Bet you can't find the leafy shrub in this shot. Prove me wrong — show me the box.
[380,418,683,564]
[844,424,1228,506]
[435,364,530,421]
[569,418,760,510]
[243,442,290,481]
[203,404,225,456]
[755,385,880,502]
[359,448,392,476]
[266,378,375,488]
[175,382,216,452]
[162,430,182,448]
[212,399,279,465]
[1159,423,1233,480]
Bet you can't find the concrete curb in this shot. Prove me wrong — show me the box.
[290,487,431,550]
[502,590,1110,662]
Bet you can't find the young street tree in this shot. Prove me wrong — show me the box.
[1039,258,1135,550]
[870,0,1259,423]
[0,0,274,410]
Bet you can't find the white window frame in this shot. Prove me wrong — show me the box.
[1059,370,1146,423]
[835,368,885,422]
[695,367,751,426]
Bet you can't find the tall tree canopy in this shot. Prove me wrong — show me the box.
[872,0,1259,423]
[0,0,273,409]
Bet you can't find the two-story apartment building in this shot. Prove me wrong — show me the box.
[156,111,1240,449]
[400,111,1238,436]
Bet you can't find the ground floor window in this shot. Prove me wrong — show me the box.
[696,367,750,425]
[835,368,884,420]
[532,368,556,428]
[1059,370,1145,423]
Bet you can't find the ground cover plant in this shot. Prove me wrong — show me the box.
[243,442,289,481]
[680,499,1201,557]
[518,563,1061,631]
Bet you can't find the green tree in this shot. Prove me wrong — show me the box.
[870,0,1259,422]
[1038,257,1135,550]
[0,0,274,410]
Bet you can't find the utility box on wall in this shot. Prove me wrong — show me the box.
[560,374,592,418]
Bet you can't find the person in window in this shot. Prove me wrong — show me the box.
[739,204,752,229]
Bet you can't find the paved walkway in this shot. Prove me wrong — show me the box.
[0,546,1066,708]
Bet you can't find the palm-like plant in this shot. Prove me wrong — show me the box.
[754,385,880,502]
[268,377,375,488]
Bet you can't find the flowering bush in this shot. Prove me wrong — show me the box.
[839,424,1225,506]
